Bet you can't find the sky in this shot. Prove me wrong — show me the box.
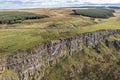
[0,0,120,9]
[1,0,120,3]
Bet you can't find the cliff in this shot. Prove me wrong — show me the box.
[0,29,120,80]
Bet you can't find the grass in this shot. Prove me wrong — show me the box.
[0,20,120,56]
[47,17,95,29]
[8,17,94,29]
[0,69,19,80]
[76,20,120,33]
[0,29,44,55]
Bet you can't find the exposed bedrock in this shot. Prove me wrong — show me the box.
[0,29,120,80]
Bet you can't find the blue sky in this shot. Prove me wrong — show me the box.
[0,0,120,9]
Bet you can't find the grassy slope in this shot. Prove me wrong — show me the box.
[2,8,120,29]
[10,17,94,29]
[0,9,120,56]
[42,35,120,80]
[0,20,120,56]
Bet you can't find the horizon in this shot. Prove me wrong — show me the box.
[0,0,120,10]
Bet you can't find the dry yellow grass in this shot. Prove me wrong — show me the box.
[0,8,120,29]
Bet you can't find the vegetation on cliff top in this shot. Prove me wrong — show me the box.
[0,20,120,56]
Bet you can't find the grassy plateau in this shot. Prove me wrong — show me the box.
[0,8,120,56]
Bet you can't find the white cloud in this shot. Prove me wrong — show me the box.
[0,0,119,9]
[2,0,120,3]
[85,0,120,3]
[26,0,120,3]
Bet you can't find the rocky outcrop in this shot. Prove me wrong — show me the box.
[0,29,120,80]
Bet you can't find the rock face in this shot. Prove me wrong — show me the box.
[0,29,120,80]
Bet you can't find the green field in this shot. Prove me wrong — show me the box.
[0,20,120,56]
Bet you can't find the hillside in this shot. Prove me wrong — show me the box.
[0,8,120,80]
[0,20,120,56]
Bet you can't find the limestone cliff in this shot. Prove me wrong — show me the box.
[0,29,120,80]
